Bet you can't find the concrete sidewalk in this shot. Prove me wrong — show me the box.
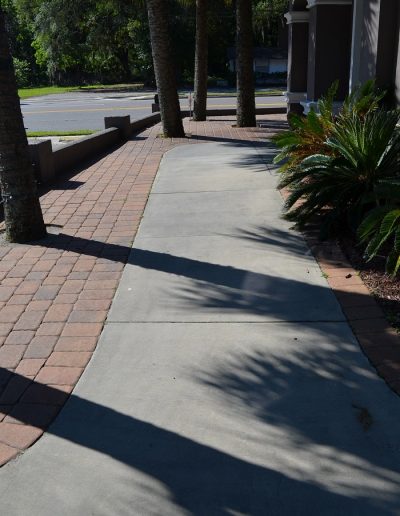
[1,140,400,515]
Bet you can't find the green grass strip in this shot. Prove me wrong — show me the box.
[78,83,144,91]
[19,86,80,99]
[19,84,284,100]
[19,83,145,99]
[206,90,284,97]
[27,130,96,137]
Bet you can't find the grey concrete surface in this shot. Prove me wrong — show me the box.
[108,143,343,323]
[107,233,343,323]
[1,142,400,515]
[28,135,84,150]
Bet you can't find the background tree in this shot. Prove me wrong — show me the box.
[236,0,256,127]
[193,0,208,121]
[2,0,44,85]
[0,0,288,88]
[253,0,287,45]
[0,5,46,242]
[146,0,184,137]
[33,0,88,84]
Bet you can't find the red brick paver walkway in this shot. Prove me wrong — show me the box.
[0,114,399,468]
[0,116,283,466]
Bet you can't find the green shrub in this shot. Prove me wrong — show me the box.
[272,80,384,174]
[341,79,385,118]
[207,75,228,87]
[13,58,31,88]
[358,179,400,276]
[272,81,337,173]
[279,109,400,236]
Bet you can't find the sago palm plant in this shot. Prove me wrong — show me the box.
[272,80,384,174]
[358,179,400,276]
[279,109,400,235]
[341,79,385,118]
[272,81,338,173]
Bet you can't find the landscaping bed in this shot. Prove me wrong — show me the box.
[339,233,400,331]
[272,80,400,336]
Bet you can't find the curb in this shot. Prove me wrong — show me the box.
[280,188,400,397]
[309,237,400,396]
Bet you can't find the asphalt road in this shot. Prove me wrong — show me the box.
[21,91,286,132]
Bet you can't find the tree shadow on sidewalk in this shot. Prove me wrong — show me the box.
[1,369,398,515]
[192,328,400,513]
[32,232,339,323]
[31,232,357,326]
[231,225,314,258]
[189,134,273,148]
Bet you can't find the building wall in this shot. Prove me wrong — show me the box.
[230,57,288,74]
[351,0,400,102]
[307,4,353,100]
[269,59,287,74]
[286,0,400,108]
[396,6,400,104]
[287,18,309,93]
[352,0,380,86]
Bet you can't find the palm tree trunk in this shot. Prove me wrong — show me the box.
[193,0,208,122]
[236,0,256,127]
[146,0,185,137]
[0,7,46,242]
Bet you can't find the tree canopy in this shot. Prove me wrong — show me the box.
[0,0,288,87]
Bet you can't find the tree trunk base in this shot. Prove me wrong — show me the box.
[6,226,47,244]
[4,198,47,243]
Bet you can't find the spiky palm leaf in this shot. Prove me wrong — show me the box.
[273,80,385,175]
[280,109,400,235]
[341,79,385,118]
[272,83,337,172]
[358,179,400,276]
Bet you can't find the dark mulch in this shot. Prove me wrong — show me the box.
[339,233,400,331]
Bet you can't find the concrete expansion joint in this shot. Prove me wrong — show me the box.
[106,320,348,324]
[151,188,273,195]
[134,234,217,239]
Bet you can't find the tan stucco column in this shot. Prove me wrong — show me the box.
[304,0,353,110]
[285,9,309,115]
[351,0,400,99]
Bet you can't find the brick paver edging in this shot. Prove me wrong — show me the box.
[279,190,400,398]
[307,236,400,395]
